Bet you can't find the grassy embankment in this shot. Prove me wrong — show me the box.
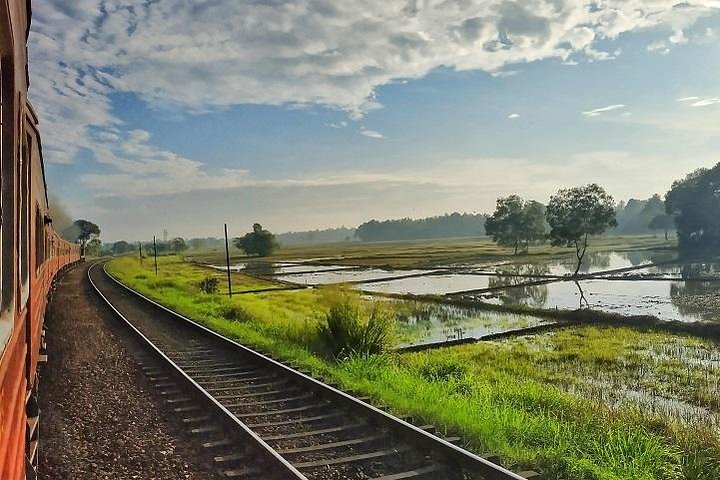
[106,253,718,480]
[185,235,673,269]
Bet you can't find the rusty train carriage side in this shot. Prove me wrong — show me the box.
[0,1,82,479]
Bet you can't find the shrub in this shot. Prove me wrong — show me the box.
[316,291,395,359]
[418,358,469,382]
[198,276,220,294]
[220,304,252,322]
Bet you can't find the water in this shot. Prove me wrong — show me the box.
[278,268,432,286]
[389,300,551,347]
[360,273,545,296]
[209,262,355,276]
[452,250,673,276]
[472,278,720,322]
[535,250,672,276]
[601,260,720,280]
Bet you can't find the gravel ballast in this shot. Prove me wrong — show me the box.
[38,262,220,479]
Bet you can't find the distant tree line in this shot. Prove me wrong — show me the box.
[613,194,668,235]
[276,227,356,245]
[355,213,488,242]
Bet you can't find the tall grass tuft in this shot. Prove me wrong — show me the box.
[316,289,395,359]
[198,275,219,294]
[220,304,252,323]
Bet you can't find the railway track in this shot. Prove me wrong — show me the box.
[88,262,542,480]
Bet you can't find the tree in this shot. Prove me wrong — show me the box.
[546,184,617,276]
[648,214,675,241]
[666,163,720,253]
[233,223,279,257]
[170,237,187,252]
[520,200,547,250]
[85,237,103,257]
[63,219,100,256]
[485,196,546,254]
[112,240,131,254]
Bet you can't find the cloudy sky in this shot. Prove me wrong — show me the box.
[30,1,720,241]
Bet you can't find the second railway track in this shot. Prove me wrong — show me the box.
[88,261,541,480]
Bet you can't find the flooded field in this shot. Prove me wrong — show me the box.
[277,268,433,285]
[413,326,720,432]
[206,245,720,326]
[387,300,552,347]
[472,278,720,322]
[360,273,545,295]
[210,262,356,276]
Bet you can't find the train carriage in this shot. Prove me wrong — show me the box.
[0,1,82,478]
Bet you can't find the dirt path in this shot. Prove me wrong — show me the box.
[38,262,219,479]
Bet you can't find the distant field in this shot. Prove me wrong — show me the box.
[106,244,720,480]
[185,235,674,269]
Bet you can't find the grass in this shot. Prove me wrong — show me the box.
[106,253,719,480]
[185,235,673,269]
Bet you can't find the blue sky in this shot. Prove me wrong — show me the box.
[30,1,720,241]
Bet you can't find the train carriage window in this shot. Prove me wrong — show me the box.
[35,205,44,270]
[18,133,29,304]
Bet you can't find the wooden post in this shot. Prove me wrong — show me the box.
[224,223,232,297]
[153,235,158,275]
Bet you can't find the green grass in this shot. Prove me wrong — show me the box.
[185,235,673,269]
[106,254,718,480]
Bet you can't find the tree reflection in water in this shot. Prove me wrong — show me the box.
[574,281,589,309]
[489,264,550,308]
[394,302,478,341]
[670,281,720,321]
[243,262,278,276]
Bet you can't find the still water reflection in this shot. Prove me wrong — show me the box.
[473,279,720,323]
[389,300,551,347]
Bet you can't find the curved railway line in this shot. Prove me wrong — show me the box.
[88,261,542,480]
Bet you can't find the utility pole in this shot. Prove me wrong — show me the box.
[153,235,158,275]
[139,242,143,266]
[224,223,232,297]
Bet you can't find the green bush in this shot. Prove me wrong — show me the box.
[220,304,252,322]
[316,291,395,359]
[198,276,220,294]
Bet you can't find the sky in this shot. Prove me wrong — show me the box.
[29,0,720,242]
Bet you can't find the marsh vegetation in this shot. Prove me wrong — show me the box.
[108,234,720,479]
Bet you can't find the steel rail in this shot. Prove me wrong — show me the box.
[87,262,308,480]
[95,260,534,480]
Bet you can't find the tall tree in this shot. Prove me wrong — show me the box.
[233,223,279,257]
[170,237,187,252]
[546,184,617,276]
[648,214,675,241]
[666,163,720,252]
[64,219,100,255]
[485,196,546,254]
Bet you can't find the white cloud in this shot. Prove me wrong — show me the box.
[491,70,521,78]
[647,40,670,54]
[582,104,627,117]
[358,128,385,139]
[508,113,520,119]
[692,98,720,107]
[325,121,348,129]
[28,0,720,197]
[677,96,720,107]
